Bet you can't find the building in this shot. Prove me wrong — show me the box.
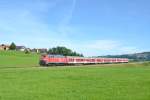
[31,48,47,53]
[31,48,38,53]
[38,48,48,53]
[16,46,26,51]
[0,44,10,50]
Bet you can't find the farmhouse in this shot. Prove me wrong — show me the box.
[0,44,10,50]
[16,46,26,51]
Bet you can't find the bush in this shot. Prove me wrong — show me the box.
[25,50,30,54]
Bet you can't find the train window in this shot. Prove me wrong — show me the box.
[47,54,64,58]
[48,55,53,58]
[69,58,74,62]
[53,55,64,58]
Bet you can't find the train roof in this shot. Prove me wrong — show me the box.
[48,54,64,57]
[44,54,128,59]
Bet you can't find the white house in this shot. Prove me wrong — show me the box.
[16,46,26,51]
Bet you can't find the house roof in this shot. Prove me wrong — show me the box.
[16,46,26,49]
[0,44,10,47]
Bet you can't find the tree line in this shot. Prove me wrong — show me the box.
[48,46,83,57]
[8,42,84,57]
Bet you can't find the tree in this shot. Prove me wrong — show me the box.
[25,49,30,54]
[9,42,16,50]
[48,46,84,57]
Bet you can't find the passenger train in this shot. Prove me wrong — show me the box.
[39,54,129,66]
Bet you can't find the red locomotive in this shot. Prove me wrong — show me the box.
[39,54,129,66]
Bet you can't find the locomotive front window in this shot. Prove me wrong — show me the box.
[41,55,46,58]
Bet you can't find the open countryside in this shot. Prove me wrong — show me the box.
[1,51,150,100]
[1,0,150,100]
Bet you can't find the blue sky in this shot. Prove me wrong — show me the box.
[0,0,150,56]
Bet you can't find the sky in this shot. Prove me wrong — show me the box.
[0,0,150,56]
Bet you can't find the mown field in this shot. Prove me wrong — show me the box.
[0,51,40,68]
[0,51,150,100]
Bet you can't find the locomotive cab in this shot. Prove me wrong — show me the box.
[39,54,67,66]
[39,54,48,66]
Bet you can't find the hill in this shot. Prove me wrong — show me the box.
[0,50,40,68]
[100,52,150,61]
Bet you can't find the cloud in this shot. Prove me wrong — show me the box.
[59,0,76,26]
[0,0,65,48]
[119,46,140,54]
[0,1,60,35]
[55,40,140,56]
[0,0,77,37]
[85,40,139,56]
[58,0,77,36]
[85,40,120,50]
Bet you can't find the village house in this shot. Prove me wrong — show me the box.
[16,46,26,51]
[0,44,10,50]
[0,43,47,53]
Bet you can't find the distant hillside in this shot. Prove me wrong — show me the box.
[99,52,150,61]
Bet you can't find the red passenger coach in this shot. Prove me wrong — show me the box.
[39,54,129,66]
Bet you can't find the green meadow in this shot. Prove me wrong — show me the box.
[0,51,150,100]
[0,51,40,68]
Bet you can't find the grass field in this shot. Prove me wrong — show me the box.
[0,51,40,68]
[1,51,150,100]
